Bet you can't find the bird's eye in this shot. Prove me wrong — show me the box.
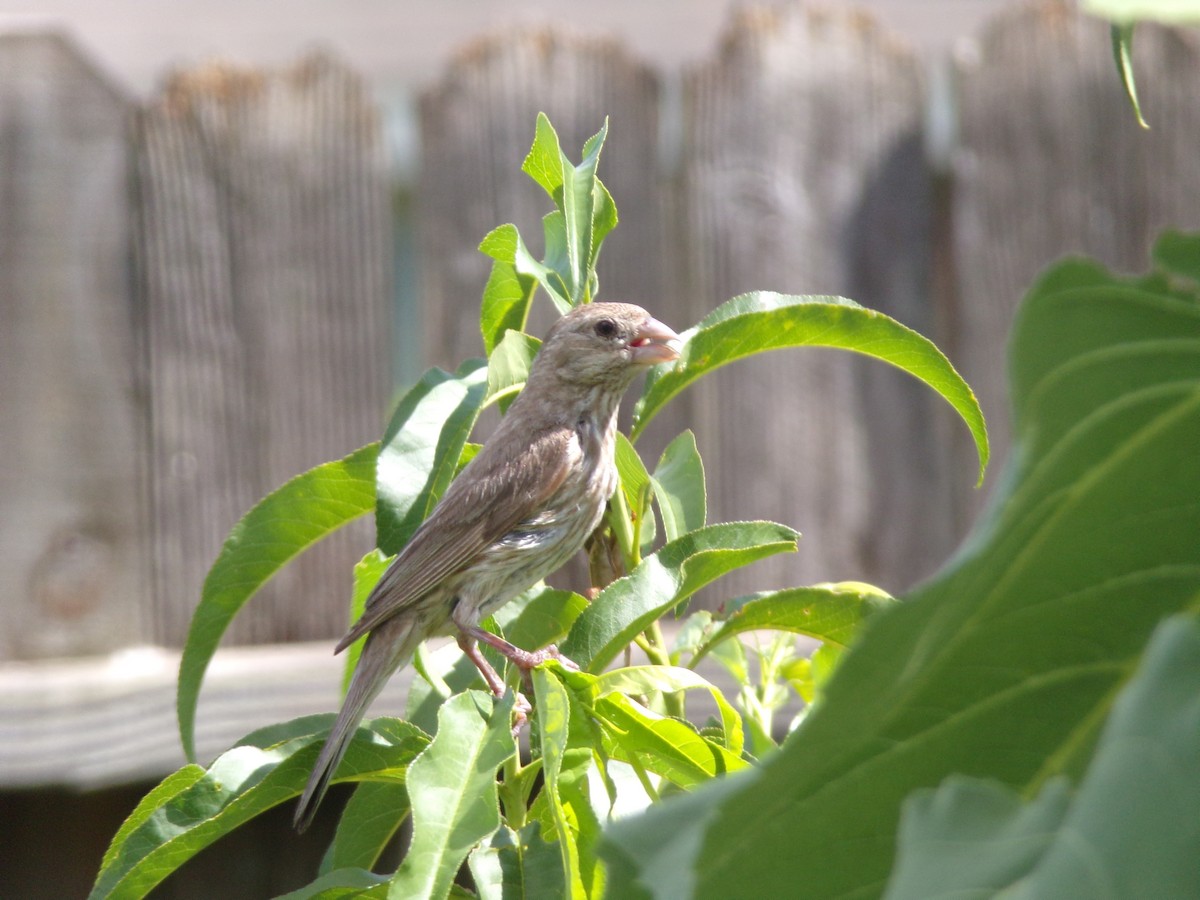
[594,318,619,339]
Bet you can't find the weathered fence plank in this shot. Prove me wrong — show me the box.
[952,0,1200,518]
[0,32,145,661]
[681,5,954,594]
[136,56,391,646]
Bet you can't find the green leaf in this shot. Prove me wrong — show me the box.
[342,549,393,694]
[376,361,488,556]
[521,112,567,198]
[531,668,587,900]
[1152,230,1200,285]
[497,584,589,652]
[480,258,536,355]
[600,244,1200,899]
[91,718,427,900]
[469,824,564,900]
[519,113,612,305]
[319,780,410,877]
[1081,0,1200,25]
[1110,23,1149,129]
[886,615,1200,899]
[593,693,748,788]
[558,119,608,304]
[276,868,389,899]
[613,432,652,509]
[177,443,378,761]
[692,583,895,663]
[480,222,570,315]
[485,330,540,413]
[561,521,799,673]
[387,691,515,900]
[631,292,989,485]
[592,666,744,757]
[650,431,706,543]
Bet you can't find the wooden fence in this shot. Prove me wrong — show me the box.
[3,0,1200,788]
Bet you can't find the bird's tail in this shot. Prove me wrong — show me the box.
[293,616,420,832]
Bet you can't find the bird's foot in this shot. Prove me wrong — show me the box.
[507,643,580,673]
[510,691,532,736]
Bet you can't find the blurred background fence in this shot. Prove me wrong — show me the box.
[2,0,1199,893]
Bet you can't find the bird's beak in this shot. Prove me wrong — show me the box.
[630,316,682,365]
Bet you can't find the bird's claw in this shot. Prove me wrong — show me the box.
[510,691,532,736]
[511,643,580,672]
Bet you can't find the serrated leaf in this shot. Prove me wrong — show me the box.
[885,615,1200,899]
[531,667,587,900]
[631,292,989,485]
[521,112,567,198]
[319,780,410,877]
[593,666,744,757]
[469,824,564,900]
[276,868,389,899]
[177,443,378,761]
[518,113,612,306]
[387,691,515,900]
[376,361,488,556]
[485,330,540,413]
[480,258,536,355]
[692,584,895,663]
[480,222,570,314]
[91,719,427,900]
[560,522,799,673]
[594,694,747,788]
[650,431,706,543]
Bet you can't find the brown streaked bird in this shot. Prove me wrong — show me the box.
[294,302,681,831]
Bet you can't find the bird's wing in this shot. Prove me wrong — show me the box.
[335,425,576,651]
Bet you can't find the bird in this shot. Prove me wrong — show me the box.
[293,302,681,832]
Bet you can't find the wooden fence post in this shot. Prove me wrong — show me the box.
[0,31,145,660]
[952,0,1200,518]
[135,55,392,646]
[680,5,952,593]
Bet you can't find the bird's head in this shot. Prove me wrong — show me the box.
[532,302,682,391]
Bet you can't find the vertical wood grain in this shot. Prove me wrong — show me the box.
[0,32,144,660]
[681,5,951,594]
[135,56,391,645]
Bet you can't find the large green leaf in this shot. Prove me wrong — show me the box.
[177,443,378,761]
[387,691,515,900]
[91,718,427,900]
[885,615,1200,899]
[601,239,1200,898]
[376,361,488,556]
[630,292,989,484]
[560,522,800,673]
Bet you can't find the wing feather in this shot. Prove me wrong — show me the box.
[335,425,575,651]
